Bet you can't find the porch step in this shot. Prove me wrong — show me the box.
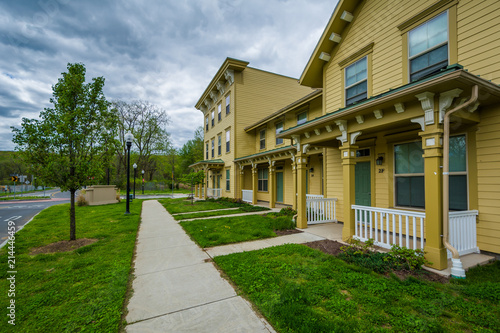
[423,253,496,277]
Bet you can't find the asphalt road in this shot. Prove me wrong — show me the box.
[0,189,71,246]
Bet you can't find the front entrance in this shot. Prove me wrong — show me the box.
[276,172,283,203]
[355,162,371,206]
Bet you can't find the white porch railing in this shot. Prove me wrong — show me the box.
[242,190,253,203]
[448,210,479,258]
[207,188,221,198]
[351,205,426,251]
[307,196,338,224]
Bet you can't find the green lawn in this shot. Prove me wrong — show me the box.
[214,244,500,332]
[0,200,142,332]
[180,214,295,247]
[173,206,269,220]
[159,197,262,214]
[119,188,191,195]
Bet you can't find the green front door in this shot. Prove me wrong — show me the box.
[355,162,371,206]
[276,172,284,203]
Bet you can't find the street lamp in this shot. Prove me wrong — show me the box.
[133,163,137,199]
[125,132,134,214]
[141,169,145,194]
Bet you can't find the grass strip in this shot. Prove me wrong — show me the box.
[180,214,295,247]
[214,244,500,333]
[174,206,270,220]
[159,197,261,214]
[0,200,142,332]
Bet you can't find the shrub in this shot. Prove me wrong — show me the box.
[268,216,296,231]
[279,207,297,216]
[385,245,430,271]
[76,192,88,206]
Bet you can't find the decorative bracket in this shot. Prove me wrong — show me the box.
[291,134,301,152]
[335,120,347,143]
[394,103,405,113]
[209,91,218,101]
[467,101,480,113]
[216,81,225,94]
[373,109,383,119]
[325,125,333,132]
[350,131,362,145]
[302,144,310,154]
[304,132,311,139]
[415,92,435,125]
[224,69,234,85]
[314,129,321,136]
[411,116,425,132]
[355,115,364,124]
[439,88,462,123]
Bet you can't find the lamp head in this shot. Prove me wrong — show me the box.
[133,163,137,169]
[125,132,134,143]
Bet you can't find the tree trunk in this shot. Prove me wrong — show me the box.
[70,188,76,241]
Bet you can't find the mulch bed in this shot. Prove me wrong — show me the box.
[29,238,98,255]
[304,239,449,283]
[274,229,304,236]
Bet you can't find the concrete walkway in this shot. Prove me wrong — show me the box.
[125,200,277,332]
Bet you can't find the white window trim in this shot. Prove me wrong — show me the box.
[344,56,368,107]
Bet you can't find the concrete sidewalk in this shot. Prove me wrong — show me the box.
[125,200,276,332]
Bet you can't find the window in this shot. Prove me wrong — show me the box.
[211,111,215,127]
[205,116,209,131]
[449,135,467,211]
[297,111,307,125]
[275,122,283,145]
[394,141,425,208]
[217,104,221,121]
[259,129,266,150]
[217,135,221,155]
[258,168,268,192]
[409,11,448,82]
[225,129,230,152]
[225,95,230,114]
[345,57,367,106]
[205,142,208,159]
[226,169,230,191]
[211,139,214,158]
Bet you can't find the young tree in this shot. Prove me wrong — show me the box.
[178,126,204,176]
[12,63,118,241]
[180,170,205,204]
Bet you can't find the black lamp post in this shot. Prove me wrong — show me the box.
[141,169,145,194]
[133,163,137,199]
[125,132,134,214]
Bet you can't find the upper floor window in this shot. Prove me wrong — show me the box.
[225,129,230,153]
[259,129,266,150]
[345,57,367,106]
[275,122,284,145]
[217,135,221,155]
[211,139,214,158]
[211,111,215,127]
[225,95,230,114]
[205,116,209,131]
[409,11,448,82]
[217,104,222,121]
[297,111,307,125]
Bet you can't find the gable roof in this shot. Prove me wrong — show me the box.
[300,0,362,88]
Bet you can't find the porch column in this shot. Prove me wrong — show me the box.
[292,156,297,210]
[198,183,202,199]
[239,166,244,200]
[252,164,258,205]
[421,127,447,270]
[296,151,308,229]
[204,168,208,199]
[194,183,198,197]
[269,162,275,208]
[340,144,357,241]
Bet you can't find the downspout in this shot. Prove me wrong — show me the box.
[443,85,478,279]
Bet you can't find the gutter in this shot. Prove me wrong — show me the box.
[442,85,478,279]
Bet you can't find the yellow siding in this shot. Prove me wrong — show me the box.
[283,161,294,206]
[307,154,323,195]
[325,147,343,222]
[476,104,500,253]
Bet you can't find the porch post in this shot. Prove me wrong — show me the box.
[252,164,258,205]
[340,144,357,241]
[421,127,447,270]
[204,168,208,199]
[198,183,202,199]
[296,150,308,229]
[239,166,244,200]
[269,161,276,208]
[292,156,297,210]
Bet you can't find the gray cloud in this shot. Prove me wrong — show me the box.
[1,0,336,150]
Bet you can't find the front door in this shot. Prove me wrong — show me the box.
[276,172,284,202]
[355,162,371,206]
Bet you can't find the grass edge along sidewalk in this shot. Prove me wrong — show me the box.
[0,200,142,332]
[215,244,500,333]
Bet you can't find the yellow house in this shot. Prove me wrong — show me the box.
[190,57,314,200]
[276,0,500,271]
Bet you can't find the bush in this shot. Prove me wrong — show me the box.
[279,207,297,216]
[268,216,296,231]
[385,245,430,271]
[76,192,88,206]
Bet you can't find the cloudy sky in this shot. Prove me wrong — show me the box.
[1,0,337,150]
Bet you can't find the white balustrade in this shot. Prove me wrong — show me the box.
[448,210,479,258]
[207,188,221,198]
[307,197,337,224]
[351,205,426,251]
[242,189,253,203]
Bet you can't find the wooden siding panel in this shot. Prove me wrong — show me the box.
[325,148,343,221]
